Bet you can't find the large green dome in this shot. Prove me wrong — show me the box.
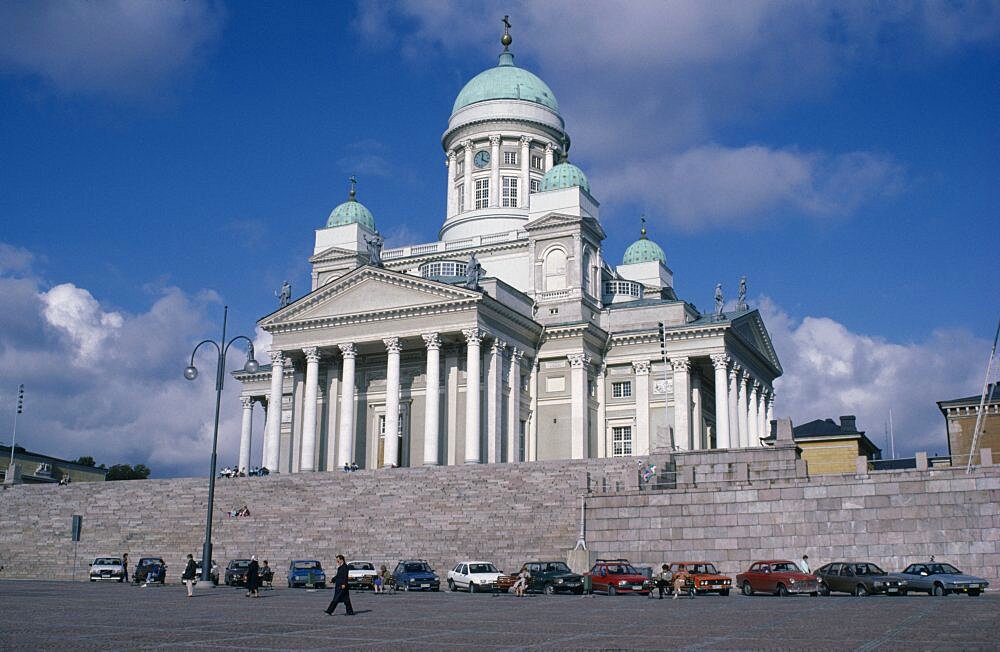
[622,223,666,265]
[452,51,559,115]
[326,182,375,230]
[541,162,590,194]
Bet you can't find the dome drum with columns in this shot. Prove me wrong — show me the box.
[232,22,782,475]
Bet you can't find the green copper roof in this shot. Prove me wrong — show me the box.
[326,181,375,230]
[540,161,590,193]
[622,222,666,265]
[453,51,559,115]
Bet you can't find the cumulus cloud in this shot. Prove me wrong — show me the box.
[0,0,225,100]
[759,297,990,458]
[40,284,124,363]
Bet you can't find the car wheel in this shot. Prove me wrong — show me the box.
[720,589,730,596]
[543,584,555,596]
[854,584,868,597]
[933,584,946,597]
[742,582,754,596]
[469,582,476,594]
[288,580,292,588]
[448,579,456,592]
[969,589,982,597]
[776,584,789,597]
[899,589,908,596]
[90,578,96,582]
[608,586,617,596]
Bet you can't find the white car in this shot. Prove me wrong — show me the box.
[89,556,125,582]
[447,561,502,593]
[346,560,378,589]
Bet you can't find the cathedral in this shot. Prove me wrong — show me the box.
[233,25,782,474]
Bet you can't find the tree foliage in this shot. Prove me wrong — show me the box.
[105,464,151,481]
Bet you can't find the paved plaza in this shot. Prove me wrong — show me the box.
[0,580,996,650]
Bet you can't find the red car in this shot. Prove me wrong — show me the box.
[736,560,819,597]
[588,559,652,596]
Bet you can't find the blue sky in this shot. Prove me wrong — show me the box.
[1,1,998,476]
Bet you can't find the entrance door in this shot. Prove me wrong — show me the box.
[377,406,407,467]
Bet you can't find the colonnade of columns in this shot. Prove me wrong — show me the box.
[446,137,558,216]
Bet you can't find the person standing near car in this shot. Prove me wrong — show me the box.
[799,555,810,573]
[122,553,129,583]
[324,555,354,616]
[182,554,197,597]
[246,556,260,598]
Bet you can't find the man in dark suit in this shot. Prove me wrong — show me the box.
[324,555,354,616]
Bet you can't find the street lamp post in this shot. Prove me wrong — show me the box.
[184,306,258,586]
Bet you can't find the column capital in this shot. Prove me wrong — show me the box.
[421,332,442,350]
[463,139,474,152]
[489,134,501,146]
[510,347,524,363]
[303,346,320,363]
[670,357,691,372]
[729,362,742,379]
[447,150,457,162]
[519,135,532,147]
[710,353,730,370]
[544,142,554,153]
[491,339,507,355]
[751,378,761,391]
[462,327,484,344]
[240,395,253,409]
[339,342,357,359]
[631,360,651,375]
[269,350,285,366]
[383,336,402,354]
[568,353,592,369]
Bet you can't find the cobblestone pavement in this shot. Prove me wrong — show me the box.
[1,581,997,650]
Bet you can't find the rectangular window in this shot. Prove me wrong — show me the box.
[612,381,632,399]
[475,178,489,209]
[530,179,540,194]
[502,176,518,208]
[455,159,464,177]
[456,185,464,212]
[503,151,518,166]
[531,154,543,170]
[612,426,633,456]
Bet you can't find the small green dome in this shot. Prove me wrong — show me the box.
[326,179,375,230]
[540,162,590,194]
[453,51,559,115]
[622,221,666,265]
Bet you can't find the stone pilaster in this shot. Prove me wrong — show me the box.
[488,339,506,463]
[569,353,592,459]
[671,357,691,450]
[462,140,474,211]
[489,134,501,208]
[507,348,523,462]
[519,135,531,209]
[632,360,651,455]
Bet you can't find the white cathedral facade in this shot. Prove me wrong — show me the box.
[233,29,782,474]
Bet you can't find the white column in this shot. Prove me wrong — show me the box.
[487,339,505,463]
[691,373,703,450]
[337,343,357,467]
[596,363,607,457]
[519,136,531,209]
[238,396,253,474]
[422,333,441,465]
[544,142,555,171]
[671,357,691,451]
[528,358,538,461]
[711,354,731,449]
[446,152,456,218]
[507,348,523,462]
[632,360,651,455]
[728,365,740,446]
[748,380,760,446]
[383,337,401,468]
[489,135,501,208]
[766,389,776,441]
[757,386,768,443]
[325,362,340,471]
[736,369,749,449]
[264,351,284,472]
[463,328,483,463]
[300,347,320,471]
[446,346,459,466]
[462,140,474,211]
[568,353,591,459]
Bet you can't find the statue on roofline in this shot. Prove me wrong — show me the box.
[276,281,292,308]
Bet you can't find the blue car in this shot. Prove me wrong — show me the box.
[392,560,441,591]
[287,559,326,588]
[133,557,166,585]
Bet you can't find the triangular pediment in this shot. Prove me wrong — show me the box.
[309,245,364,265]
[525,211,606,240]
[260,266,481,328]
[731,310,783,374]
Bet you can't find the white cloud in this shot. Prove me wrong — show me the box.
[0,0,225,100]
[0,243,35,274]
[40,283,124,363]
[759,297,990,458]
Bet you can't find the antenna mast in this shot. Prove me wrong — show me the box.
[966,318,1000,473]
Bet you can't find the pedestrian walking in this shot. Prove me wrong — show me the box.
[799,555,810,573]
[324,555,355,616]
[182,554,197,597]
[246,555,260,598]
[122,553,129,583]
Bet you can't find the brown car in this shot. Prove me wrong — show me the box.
[736,560,819,597]
[668,561,733,596]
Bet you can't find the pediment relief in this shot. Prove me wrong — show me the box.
[731,311,782,374]
[309,245,364,265]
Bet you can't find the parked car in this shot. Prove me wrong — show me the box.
[224,559,251,586]
[192,559,219,585]
[392,560,441,591]
[736,560,819,597]
[588,559,652,596]
[346,560,378,589]
[521,561,584,595]
[667,561,733,596]
[287,559,326,588]
[814,561,906,596]
[133,557,167,585]
[893,562,988,597]
[88,556,125,582]
[447,561,503,593]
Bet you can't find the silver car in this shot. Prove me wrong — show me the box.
[894,562,988,597]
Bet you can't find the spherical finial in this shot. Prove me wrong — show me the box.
[501,15,512,49]
[348,175,357,201]
[640,215,647,239]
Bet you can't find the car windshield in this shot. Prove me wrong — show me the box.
[771,563,798,572]
[546,562,571,573]
[293,561,320,570]
[404,563,431,573]
[469,563,498,574]
[94,558,120,565]
[930,564,961,575]
[349,562,374,571]
[690,564,718,574]
[230,560,250,569]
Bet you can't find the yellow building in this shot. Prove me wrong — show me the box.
[1,445,108,484]
[765,415,881,475]
[938,383,1000,467]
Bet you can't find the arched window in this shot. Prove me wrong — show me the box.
[544,248,567,291]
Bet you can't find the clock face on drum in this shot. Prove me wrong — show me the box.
[474,150,491,168]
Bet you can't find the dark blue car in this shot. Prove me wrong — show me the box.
[392,560,440,591]
[287,559,326,588]
[133,557,166,585]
